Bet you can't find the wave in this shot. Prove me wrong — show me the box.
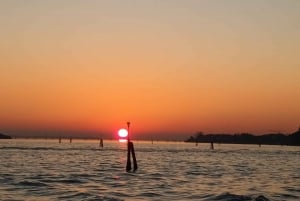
[58,193,124,201]
[204,193,271,201]
[17,180,49,187]
[138,192,162,197]
[200,193,271,201]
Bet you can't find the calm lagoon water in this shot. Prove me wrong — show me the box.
[0,139,299,201]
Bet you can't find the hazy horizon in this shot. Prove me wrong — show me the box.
[1,1,299,139]
[2,127,299,141]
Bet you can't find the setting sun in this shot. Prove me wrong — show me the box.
[118,129,128,138]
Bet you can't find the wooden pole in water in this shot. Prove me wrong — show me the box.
[126,122,132,172]
[100,138,103,148]
[125,122,138,172]
[130,141,138,171]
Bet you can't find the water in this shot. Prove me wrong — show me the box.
[0,139,299,201]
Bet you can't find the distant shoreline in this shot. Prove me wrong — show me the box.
[1,129,300,146]
[185,129,300,146]
[0,133,12,139]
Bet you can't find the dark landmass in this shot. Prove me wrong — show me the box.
[0,133,12,139]
[185,128,300,146]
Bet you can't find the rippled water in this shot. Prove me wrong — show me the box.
[0,139,299,201]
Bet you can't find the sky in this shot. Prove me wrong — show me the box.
[1,0,300,139]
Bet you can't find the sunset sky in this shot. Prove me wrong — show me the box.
[1,1,299,139]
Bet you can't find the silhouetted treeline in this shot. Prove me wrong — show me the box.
[0,133,12,139]
[185,128,300,146]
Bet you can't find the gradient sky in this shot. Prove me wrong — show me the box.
[1,0,300,139]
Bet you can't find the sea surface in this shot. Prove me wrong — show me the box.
[0,139,299,201]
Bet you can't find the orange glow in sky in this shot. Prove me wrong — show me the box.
[0,1,299,139]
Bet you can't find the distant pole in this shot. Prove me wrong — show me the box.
[100,138,103,148]
[210,141,214,150]
[70,137,72,143]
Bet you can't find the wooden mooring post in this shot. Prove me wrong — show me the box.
[99,138,103,148]
[126,122,138,172]
[210,141,214,150]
